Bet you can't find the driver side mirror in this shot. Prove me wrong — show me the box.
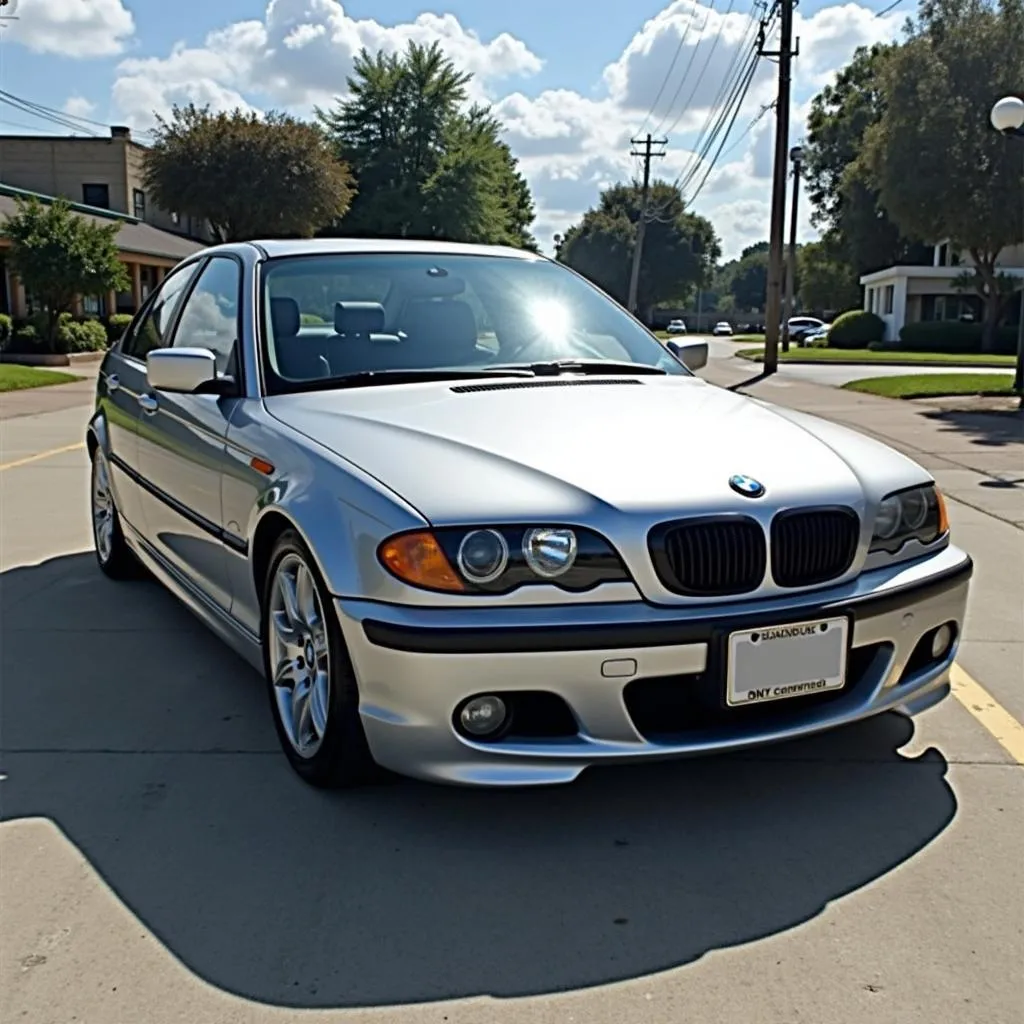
[146,347,231,394]
[666,339,708,372]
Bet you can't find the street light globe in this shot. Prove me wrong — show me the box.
[990,96,1024,133]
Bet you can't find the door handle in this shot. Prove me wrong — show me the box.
[106,373,120,393]
[138,393,159,414]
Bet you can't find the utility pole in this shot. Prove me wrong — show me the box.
[760,0,798,373]
[627,133,667,317]
[781,144,804,352]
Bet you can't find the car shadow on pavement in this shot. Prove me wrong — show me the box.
[1,551,958,1010]
[920,406,1024,448]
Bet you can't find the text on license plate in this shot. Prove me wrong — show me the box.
[726,616,848,707]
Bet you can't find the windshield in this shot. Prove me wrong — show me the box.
[259,252,686,391]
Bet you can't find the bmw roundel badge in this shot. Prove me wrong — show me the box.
[729,474,765,498]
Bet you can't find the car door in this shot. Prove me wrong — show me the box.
[103,261,202,531]
[135,255,245,612]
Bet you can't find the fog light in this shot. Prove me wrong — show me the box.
[931,623,954,660]
[459,695,508,737]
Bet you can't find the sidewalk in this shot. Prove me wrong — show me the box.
[0,362,99,421]
[702,359,1024,530]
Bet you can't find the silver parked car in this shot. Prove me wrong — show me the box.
[88,239,973,788]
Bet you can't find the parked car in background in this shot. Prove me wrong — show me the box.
[785,316,827,345]
[87,238,971,789]
[666,319,687,334]
[712,321,734,336]
[801,324,830,346]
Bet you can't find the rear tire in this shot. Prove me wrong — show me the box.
[90,448,141,580]
[261,529,379,788]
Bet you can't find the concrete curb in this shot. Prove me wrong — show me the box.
[0,351,106,367]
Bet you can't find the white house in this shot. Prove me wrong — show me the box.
[860,241,1024,342]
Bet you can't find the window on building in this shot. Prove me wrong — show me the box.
[82,183,110,209]
[884,285,894,315]
[867,288,876,313]
[133,188,146,220]
[170,211,180,225]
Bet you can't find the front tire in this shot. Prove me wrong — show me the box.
[91,449,140,580]
[261,530,379,788]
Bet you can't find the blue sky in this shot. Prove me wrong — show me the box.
[3,0,906,257]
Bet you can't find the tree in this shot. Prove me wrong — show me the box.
[557,180,720,319]
[804,44,932,278]
[2,197,129,345]
[144,105,354,243]
[318,42,536,248]
[861,0,1024,348]
[714,242,774,312]
[798,239,862,312]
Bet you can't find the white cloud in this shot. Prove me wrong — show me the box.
[100,0,903,258]
[111,0,543,127]
[63,95,96,119]
[8,0,134,58]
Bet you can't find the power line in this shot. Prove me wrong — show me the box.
[651,0,719,137]
[0,90,102,135]
[635,8,699,137]
[875,0,904,15]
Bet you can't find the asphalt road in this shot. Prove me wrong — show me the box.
[1,379,1022,1024]
[703,337,1012,385]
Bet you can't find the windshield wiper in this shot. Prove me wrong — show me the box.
[286,367,536,393]
[494,359,669,376]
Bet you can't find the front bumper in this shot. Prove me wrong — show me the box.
[337,546,973,786]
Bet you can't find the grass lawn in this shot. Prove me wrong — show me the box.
[842,373,1017,399]
[736,347,1015,368]
[0,365,80,392]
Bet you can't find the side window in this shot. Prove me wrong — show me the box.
[171,257,241,376]
[122,262,201,362]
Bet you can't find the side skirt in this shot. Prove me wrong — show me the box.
[123,519,264,673]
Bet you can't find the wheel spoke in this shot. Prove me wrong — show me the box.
[273,655,302,688]
[277,569,301,631]
[310,670,329,738]
[271,609,302,650]
[296,565,319,631]
[292,679,313,749]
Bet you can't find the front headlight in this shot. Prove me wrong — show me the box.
[378,525,628,594]
[870,484,949,554]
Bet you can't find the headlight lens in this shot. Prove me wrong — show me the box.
[522,527,577,578]
[457,529,509,583]
[379,525,627,594]
[870,484,948,553]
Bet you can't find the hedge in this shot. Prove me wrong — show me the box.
[828,309,885,349]
[0,313,11,348]
[899,321,1018,355]
[57,316,108,353]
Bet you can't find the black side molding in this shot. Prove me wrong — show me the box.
[362,557,973,655]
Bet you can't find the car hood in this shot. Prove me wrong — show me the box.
[264,375,924,525]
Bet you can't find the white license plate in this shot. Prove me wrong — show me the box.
[725,616,848,707]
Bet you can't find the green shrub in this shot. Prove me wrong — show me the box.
[0,313,11,348]
[7,323,39,354]
[56,316,108,354]
[300,313,328,325]
[106,313,134,343]
[899,321,1017,355]
[828,309,885,349]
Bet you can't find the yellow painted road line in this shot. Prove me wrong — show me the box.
[951,663,1024,765]
[0,441,86,473]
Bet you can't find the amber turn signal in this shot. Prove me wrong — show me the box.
[935,486,949,537]
[378,531,465,592]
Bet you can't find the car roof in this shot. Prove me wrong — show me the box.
[206,238,548,261]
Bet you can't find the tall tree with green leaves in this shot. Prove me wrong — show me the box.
[317,41,536,248]
[803,44,931,277]
[144,105,354,243]
[714,242,774,313]
[861,0,1024,348]
[797,239,862,313]
[2,196,129,345]
[557,180,719,320]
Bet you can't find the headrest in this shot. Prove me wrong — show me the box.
[270,297,300,337]
[335,301,386,335]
